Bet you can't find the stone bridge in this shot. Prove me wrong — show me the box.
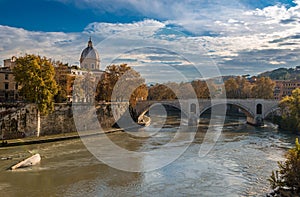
[134,99,279,126]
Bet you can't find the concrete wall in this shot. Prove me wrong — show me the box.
[0,102,129,140]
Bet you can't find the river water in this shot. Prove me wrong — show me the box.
[0,115,298,197]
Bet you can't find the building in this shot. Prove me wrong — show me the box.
[0,38,104,103]
[79,37,104,79]
[274,80,300,100]
[71,37,105,103]
[0,57,20,102]
[80,37,100,70]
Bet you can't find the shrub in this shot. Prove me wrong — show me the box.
[269,138,300,192]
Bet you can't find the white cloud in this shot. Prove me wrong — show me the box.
[84,19,165,36]
[269,60,286,65]
[1,1,300,80]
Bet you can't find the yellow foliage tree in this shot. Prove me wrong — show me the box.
[13,54,58,137]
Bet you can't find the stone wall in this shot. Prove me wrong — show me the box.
[0,102,129,140]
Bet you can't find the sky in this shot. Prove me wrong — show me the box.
[0,0,299,82]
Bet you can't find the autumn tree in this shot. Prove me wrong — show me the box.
[225,77,239,98]
[13,54,58,137]
[225,77,252,99]
[53,61,70,103]
[251,77,275,99]
[130,84,148,106]
[148,83,178,100]
[191,80,211,99]
[96,64,148,107]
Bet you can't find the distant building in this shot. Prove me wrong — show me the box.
[71,37,106,103]
[80,37,100,70]
[274,80,300,100]
[0,38,105,103]
[0,57,21,102]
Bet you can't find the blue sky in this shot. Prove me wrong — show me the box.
[0,0,300,82]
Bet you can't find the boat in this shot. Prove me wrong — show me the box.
[11,153,41,170]
[138,115,151,126]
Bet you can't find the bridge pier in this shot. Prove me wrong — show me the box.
[188,114,198,126]
[246,115,264,126]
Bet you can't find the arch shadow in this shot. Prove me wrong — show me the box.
[199,102,255,118]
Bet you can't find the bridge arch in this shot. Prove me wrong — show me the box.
[134,99,279,127]
[199,102,255,118]
[138,102,189,120]
[264,106,281,119]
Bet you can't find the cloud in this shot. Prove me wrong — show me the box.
[84,19,165,36]
[1,1,300,82]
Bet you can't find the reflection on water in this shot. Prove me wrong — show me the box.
[0,115,298,197]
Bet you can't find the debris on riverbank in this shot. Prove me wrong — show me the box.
[10,153,41,170]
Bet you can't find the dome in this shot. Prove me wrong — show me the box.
[80,37,100,70]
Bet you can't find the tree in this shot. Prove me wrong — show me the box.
[148,83,177,100]
[225,77,240,98]
[96,64,148,107]
[236,76,252,98]
[130,84,148,106]
[269,138,300,194]
[53,61,69,103]
[13,54,58,137]
[251,77,275,99]
[191,80,211,99]
[278,88,300,131]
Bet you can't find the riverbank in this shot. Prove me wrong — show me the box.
[0,128,124,148]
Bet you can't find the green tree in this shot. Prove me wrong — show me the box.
[251,77,275,99]
[13,54,58,137]
[269,138,300,194]
[278,88,300,131]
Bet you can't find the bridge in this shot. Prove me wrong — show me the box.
[134,99,280,126]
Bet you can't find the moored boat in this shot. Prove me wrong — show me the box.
[138,115,151,126]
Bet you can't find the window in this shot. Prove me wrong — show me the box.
[15,84,18,90]
[5,83,9,90]
[5,74,8,80]
[256,104,262,115]
[91,64,95,69]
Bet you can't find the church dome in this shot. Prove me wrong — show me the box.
[80,37,100,70]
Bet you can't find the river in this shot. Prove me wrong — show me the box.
[0,115,298,197]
